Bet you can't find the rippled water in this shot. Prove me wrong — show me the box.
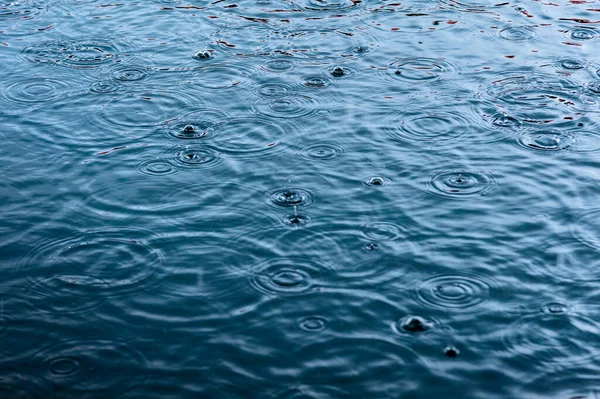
[2,0,600,397]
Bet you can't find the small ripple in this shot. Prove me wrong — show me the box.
[254,94,323,119]
[180,63,253,90]
[498,26,537,42]
[297,316,329,332]
[174,147,224,169]
[21,40,126,69]
[163,109,226,140]
[89,80,122,94]
[503,310,600,367]
[489,112,523,129]
[298,143,346,161]
[362,176,391,187]
[255,82,293,98]
[417,273,493,309]
[426,169,497,199]
[361,222,407,241]
[385,110,469,144]
[301,75,333,89]
[134,159,178,176]
[282,214,311,227]
[482,72,580,109]
[34,339,147,395]
[262,58,296,73]
[569,28,595,41]
[269,188,313,208]
[295,0,364,11]
[111,65,150,82]
[387,58,457,83]
[541,302,570,314]
[250,258,330,296]
[18,228,165,313]
[517,130,574,152]
[557,58,585,70]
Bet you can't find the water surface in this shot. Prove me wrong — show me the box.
[2,0,600,397]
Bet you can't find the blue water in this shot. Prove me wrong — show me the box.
[2,0,600,397]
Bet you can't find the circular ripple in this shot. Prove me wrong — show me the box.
[111,65,149,82]
[250,258,328,296]
[499,26,537,42]
[558,58,585,70]
[18,229,165,313]
[297,316,329,331]
[362,176,391,187]
[182,64,252,90]
[163,109,225,140]
[34,340,147,395]
[134,159,178,176]
[3,77,71,107]
[262,58,296,73]
[22,40,124,68]
[361,222,406,241]
[389,58,456,83]
[255,82,293,98]
[254,94,321,119]
[282,214,311,226]
[89,80,122,94]
[426,169,497,199]
[490,112,523,129]
[517,130,574,152]
[503,312,600,366]
[269,188,313,208]
[301,75,332,89]
[483,72,580,109]
[385,110,469,144]
[570,28,595,41]
[174,147,224,169]
[299,143,345,161]
[97,91,194,129]
[210,116,287,159]
[417,273,492,309]
[295,0,363,11]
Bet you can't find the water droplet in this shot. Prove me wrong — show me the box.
[398,316,433,333]
[331,66,345,77]
[193,50,212,60]
[445,346,459,357]
[363,176,390,187]
[283,214,311,226]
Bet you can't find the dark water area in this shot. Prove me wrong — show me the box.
[1,0,600,397]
